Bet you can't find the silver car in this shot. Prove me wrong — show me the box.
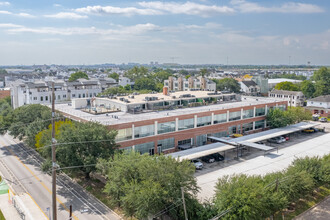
[191,159,203,170]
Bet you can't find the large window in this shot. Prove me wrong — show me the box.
[178,118,194,130]
[255,120,265,129]
[213,131,227,138]
[278,105,286,111]
[197,116,211,127]
[135,142,155,155]
[116,128,132,142]
[134,124,155,138]
[196,134,207,146]
[242,122,253,133]
[214,113,227,124]
[229,111,241,121]
[158,121,175,134]
[255,107,265,116]
[243,109,254,119]
[157,138,175,152]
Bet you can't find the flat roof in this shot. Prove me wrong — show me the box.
[169,122,319,161]
[98,90,230,105]
[55,96,283,125]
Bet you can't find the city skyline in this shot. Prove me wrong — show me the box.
[0,0,329,65]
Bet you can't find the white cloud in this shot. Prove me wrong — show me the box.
[0,23,23,28]
[0,10,11,14]
[6,23,159,36]
[138,1,235,16]
[17,12,35,18]
[75,5,162,16]
[230,0,324,13]
[53,4,62,7]
[45,12,88,19]
[0,2,10,6]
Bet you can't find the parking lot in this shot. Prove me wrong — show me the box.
[195,122,330,201]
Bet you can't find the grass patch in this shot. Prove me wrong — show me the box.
[275,184,330,220]
[0,209,5,220]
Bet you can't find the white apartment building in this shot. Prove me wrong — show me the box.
[240,81,260,96]
[10,78,117,109]
[268,89,305,107]
[306,95,330,117]
[164,76,216,91]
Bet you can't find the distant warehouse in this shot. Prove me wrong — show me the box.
[56,90,287,155]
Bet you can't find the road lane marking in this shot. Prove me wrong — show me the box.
[1,141,79,220]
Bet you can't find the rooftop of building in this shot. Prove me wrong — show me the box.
[55,96,283,126]
[308,95,330,103]
[268,78,303,84]
[269,89,304,95]
[241,80,258,87]
[97,90,229,105]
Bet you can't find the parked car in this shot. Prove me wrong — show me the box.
[256,141,265,145]
[282,135,290,141]
[303,128,317,133]
[191,159,203,170]
[201,155,215,163]
[267,137,286,144]
[320,117,328,123]
[210,153,225,161]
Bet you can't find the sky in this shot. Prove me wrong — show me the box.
[0,0,329,65]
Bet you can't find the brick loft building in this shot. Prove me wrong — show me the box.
[56,91,287,155]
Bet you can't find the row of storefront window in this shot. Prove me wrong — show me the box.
[116,107,268,142]
[122,120,266,155]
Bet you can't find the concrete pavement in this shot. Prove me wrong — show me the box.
[294,195,330,220]
[0,133,122,220]
[196,129,330,201]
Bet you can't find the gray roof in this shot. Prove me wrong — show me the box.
[308,95,330,103]
[269,89,303,95]
[241,80,257,87]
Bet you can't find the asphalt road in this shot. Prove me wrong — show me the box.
[0,133,121,220]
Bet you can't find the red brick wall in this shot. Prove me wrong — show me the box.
[0,90,10,99]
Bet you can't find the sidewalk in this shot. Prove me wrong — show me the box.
[294,195,330,220]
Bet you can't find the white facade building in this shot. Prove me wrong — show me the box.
[268,89,305,107]
[306,95,330,117]
[164,76,216,91]
[240,81,260,96]
[10,78,117,109]
[118,76,134,87]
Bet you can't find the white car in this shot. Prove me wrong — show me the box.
[191,159,203,170]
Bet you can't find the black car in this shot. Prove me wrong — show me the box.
[210,153,224,161]
[200,155,215,163]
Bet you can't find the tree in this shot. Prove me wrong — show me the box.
[274,81,299,91]
[152,70,173,83]
[68,71,89,82]
[179,69,189,76]
[97,151,198,219]
[4,104,51,140]
[108,72,119,82]
[266,108,290,128]
[134,77,156,91]
[312,67,330,96]
[200,68,208,77]
[212,78,240,93]
[300,80,315,98]
[124,66,149,81]
[38,121,117,178]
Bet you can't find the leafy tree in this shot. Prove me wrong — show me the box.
[312,67,330,96]
[212,78,240,93]
[185,74,191,79]
[97,151,198,219]
[134,77,156,91]
[124,66,149,81]
[108,72,119,82]
[267,108,289,128]
[39,121,117,178]
[274,81,299,91]
[267,107,311,128]
[4,104,51,140]
[152,70,173,83]
[300,80,315,98]
[0,97,13,133]
[179,69,189,76]
[200,68,208,77]
[68,71,89,82]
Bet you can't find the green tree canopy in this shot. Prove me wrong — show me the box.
[108,72,119,82]
[134,77,156,91]
[68,71,89,82]
[212,78,240,93]
[97,151,198,219]
[274,81,299,91]
[300,80,315,98]
[124,66,149,81]
[266,107,311,128]
[152,70,173,83]
[38,121,117,178]
[312,67,330,96]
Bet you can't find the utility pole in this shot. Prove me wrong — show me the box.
[69,205,72,220]
[51,82,57,220]
[181,187,188,220]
